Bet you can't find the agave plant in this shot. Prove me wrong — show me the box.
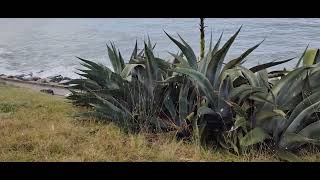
[232,62,320,161]
[161,27,294,148]
[67,40,178,133]
[67,23,312,160]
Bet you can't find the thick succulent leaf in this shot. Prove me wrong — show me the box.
[164,31,198,69]
[118,51,125,69]
[168,52,190,68]
[185,112,195,123]
[255,111,283,126]
[279,132,320,150]
[147,35,153,49]
[179,81,191,123]
[144,43,161,81]
[249,57,295,73]
[256,69,270,90]
[222,39,264,72]
[219,68,243,85]
[299,121,320,139]
[130,40,138,62]
[218,75,232,99]
[107,43,125,74]
[308,67,320,91]
[229,116,247,131]
[286,101,320,133]
[240,127,271,147]
[237,90,266,105]
[75,66,122,90]
[164,97,177,122]
[155,58,172,72]
[77,57,104,70]
[217,79,233,117]
[212,31,223,55]
[269,66,310,102]
[206,27,242,89]
[295,44,309,68]
[303,48,319,66]
[94,92,132,116]
[197,106,216,117]
[92,103,124,119]
[156,75,185,84]
[120,64,145,79]
[249,92,275,105]
[255,110,286,134]
[302,72,312,99]
[276,149,303,162]
[207,31,213,53]
[229,102,248,118]
[286,83,320,125]
[235,66,260,87]
[229,85,260,100]
[276,69,310,109]
[172,67,215,104]
[67,79,101,90]
[199,32,224,74]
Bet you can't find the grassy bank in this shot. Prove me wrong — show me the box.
[0,84,319,161]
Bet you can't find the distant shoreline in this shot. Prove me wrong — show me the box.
[0,74,71,97]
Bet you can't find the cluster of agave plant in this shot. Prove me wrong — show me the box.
[66,25,320,161]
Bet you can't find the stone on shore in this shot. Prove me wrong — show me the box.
[47,75,64,83]
[37,78,49,83]
[40,89,54,95]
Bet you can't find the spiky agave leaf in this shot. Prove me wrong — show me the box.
[239,127,271,147]
[164,31,198,69]
[129,40,138,63]
[249,57,296,73]
[107,42,125,74]
[266,66,311,106]
[120,64,146,79]
[178,80,191,124]
[303,48,320,66]
[199,31,223,74]
[168,52,190,68]
[172,67,215,105]
[222,39,264,72]
[144,43,162,81]
[206,26,242,89]
[295,44,309,68]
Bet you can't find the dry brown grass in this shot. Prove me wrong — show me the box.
[0,84,318,162]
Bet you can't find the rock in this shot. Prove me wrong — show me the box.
[37,78,49,83]
[62,77,72,80]
[15,74,26,80]
[7,75,14,78]
[40,89,54,95]
[47,75,63,83]
[22,77,32,81]
[37,70,44,73]
[32,77,41,81]
[23,76,41,81]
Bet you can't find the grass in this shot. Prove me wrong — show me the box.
[0,84,319,162]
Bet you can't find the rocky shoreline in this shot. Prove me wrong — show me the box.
[0,73,72,85]
[0,73,73,97]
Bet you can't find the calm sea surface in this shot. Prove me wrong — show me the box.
[0,18,319,78]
